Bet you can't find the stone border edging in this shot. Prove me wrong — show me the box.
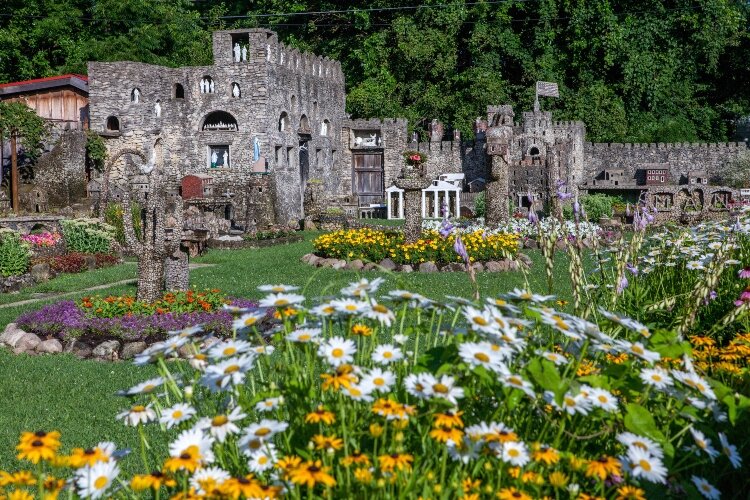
[301,253,531,273]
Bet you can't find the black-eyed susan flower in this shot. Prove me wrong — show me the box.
[16,432,60,464]
[312,434,343,451]
[585,455,622,480]
[341,451,371,467]
[496,486,532,500]
[289,460,336,488]
[615,485,647,500]
[531,444,559,465]
[130,471,177,491]
[377,453,413,473]
[429,426,464,443]
[353,467,373,483]
[350,323,373,337]
[305,406,336,425]
[66,442,115,468]
[548,471,569,489]
[433,410,464,429]
[220,474,263,499]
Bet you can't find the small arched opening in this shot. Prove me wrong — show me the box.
[106,116,120,131]
[174,83,185,99]
[279,112,290,132]
[528,146,540,157]
[231,82,241,98]
[320,119,330,137]
[131,88,141,103]
[290,95,297,110]
[201,111,239,131]
[200,76,214,94]
[299,114,310,134]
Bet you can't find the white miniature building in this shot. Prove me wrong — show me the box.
[386,178,461,219]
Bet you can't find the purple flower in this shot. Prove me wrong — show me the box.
[528,210,539,225]
[439,218,455,239]
[573,199,580,216]
[704,290,718,305]
[616,276,629,295]
[735,288,750,307]
[453,235,469,265]
[626,263,639,276]
[738,268,750,279]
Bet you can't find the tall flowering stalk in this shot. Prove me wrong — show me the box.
[532,210,560,295]
[440,202,479,300]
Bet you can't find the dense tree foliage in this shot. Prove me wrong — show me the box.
[1,0,748,142]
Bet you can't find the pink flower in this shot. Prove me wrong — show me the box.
[738,268,750,279]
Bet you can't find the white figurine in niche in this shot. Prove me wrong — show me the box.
[232,83,240,98]
[200,79,206,93]
[222,151,229,167]
[211,151,218,166]
[233,43,241,62]
[154,101,161,118]
[209,80,215,93]
[132,88,140,103]
[241,46,247,62]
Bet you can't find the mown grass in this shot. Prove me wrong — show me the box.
[0,231,575,474]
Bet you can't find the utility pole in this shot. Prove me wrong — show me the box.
[10,132,18,213]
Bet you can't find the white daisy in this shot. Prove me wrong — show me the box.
[317,336,356,366]
[310,303,338,316]
[361,368,396,393]
[156,336,190,356]
[125,377,164,396]
[672,370,717,399]
[201,354,256,391]
[429,375,465,405]
[364,301,396,326]
[190,466,230,495]
[559,392,592,415]
[691,476,721,499]
[258,284,299,293]
[462,306,499,334]
[387,290,426,302]
[75,460,120,499]
[393,334,409,345]
[505,288,555,303]
[167,325,203,338]
[404,373,435,400]
[286,327,322,343]
[618,340,660,364]
[499,440,530,466]
[208,339,253,360]
[159,403,196,429]
[640,367,673,389]
[251,345,275,356]
[258,293,305,308]
[255,397,283,413]
[626,446,667,484]
[537,350,567,366]
[459,341,507,372]
[686,260,705,270]
[718,432,742,469]
[587,388,619,412]
[499,372,536,398]
[343,383,374,402]
[232,312,264,331]
[446,436,481,464]
[340,277,384,297]
[196,406,246,443]
[330,298,370,315]
[247,443,278,473]
[169,428,215,465]
[372,344,403,365]
[116,404,156,426]
[539,311,583,340]
[689,428,719,461]
[241,419,289,443]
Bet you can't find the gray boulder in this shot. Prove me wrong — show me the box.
[121,341,147,359]
[0,323,29,348]
[471,262,485,272]
[443,262,465,272]
[36,339,63,354]
[378,258,397,271]
[485,260,508,272]
[31,263,51,283]
[362,263,377,272]
[524,238,539,249]
[345,259,364,271]
[400,264,414,273]
[93,340,121,360]
[517,253,533,267]
[13,332,41,354]
[331,259,347,270]
[419,262,439,273]
[85,255,98,271]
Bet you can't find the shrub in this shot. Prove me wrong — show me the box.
[104,202,142,245]
[20,231,62,248]
[314,228,519,265]
[243,228,296,241]
[0,229,31,277]
[473,191,485,217]
[49,253,87,274]
[562,193,621,221]
[61,218,115,254]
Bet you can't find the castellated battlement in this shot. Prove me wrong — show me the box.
[410,141,461,153]
[343,118,409,129]
[212,29,344,83]
[586,142,746,151]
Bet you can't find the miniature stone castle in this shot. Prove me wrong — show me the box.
[83,28,747,227]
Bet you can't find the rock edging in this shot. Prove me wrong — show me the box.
[300,253,532,273]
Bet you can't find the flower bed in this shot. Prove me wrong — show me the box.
[1,281,746,498]
[15,290,258,344]
[313,228,519,265]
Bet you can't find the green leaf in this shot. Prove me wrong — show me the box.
[623,403,665,443]
[526,358,568,404]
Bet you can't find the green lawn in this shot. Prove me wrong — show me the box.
[0,231,573,473]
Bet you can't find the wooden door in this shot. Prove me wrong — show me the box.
[353,153,383,206]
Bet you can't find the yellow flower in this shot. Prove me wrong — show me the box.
[548,471,569,489]
[131,471,177,491]
[378,453,413,473]
[220,474,263,499]
[66,446,110,468]
[429,426,464,443]
[497,487,532,500]
[341,451,371,467]
[585,456,622,480]
[532,444,560,465]
[351,324,373,337]
[353,467,373,483]
[7,490,34,500]
[433,411,464,429]
[312,434,343,451]
[16,431,60,464]
[305,407,336,425]
[0,471,36,487]
[320,365,356,392]
[369,423,384,438]
[615,485,647,500]
[289,460,336,488]
[163,445,201,473]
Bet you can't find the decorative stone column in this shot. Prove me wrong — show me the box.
[394,167,431,243]
[485,155,509,226]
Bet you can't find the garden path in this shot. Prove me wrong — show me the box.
[0,263,215,309]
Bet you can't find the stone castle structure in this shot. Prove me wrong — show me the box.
[85,28,748,227]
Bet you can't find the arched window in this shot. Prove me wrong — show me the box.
[320,119,330,137]
[200,76,214,94]
[106,116,120,131]
[231,82,241,98]
[174,83,185,99]
[299,114,310,134]
[290,95,296,110]
[313,101,318,118]
[131,88,141,103]
[279,112,290,132]
[529,146,540,156]
[201,111,239,131]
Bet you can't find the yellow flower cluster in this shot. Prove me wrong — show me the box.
[313,228,519,265]
[691,333,750,379]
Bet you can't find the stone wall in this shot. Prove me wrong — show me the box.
[583,142,746,186]
[408,141,462,182]
[32,130,88,208]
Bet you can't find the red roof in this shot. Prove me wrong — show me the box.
[0,74,88,95]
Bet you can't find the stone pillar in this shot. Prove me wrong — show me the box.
[394,168,431,243]
[486,155,510,226]
[399,191,404,219]
[165,246,189,291]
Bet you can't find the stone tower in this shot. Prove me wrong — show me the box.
[485,105,514,224]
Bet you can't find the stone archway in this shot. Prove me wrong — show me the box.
[99,148,148,218]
